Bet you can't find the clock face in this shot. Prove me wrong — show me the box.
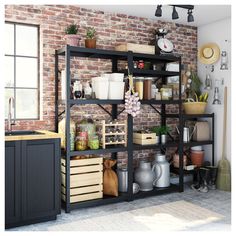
[157,38,174,53]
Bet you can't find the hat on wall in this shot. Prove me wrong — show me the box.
[198,43,220,64]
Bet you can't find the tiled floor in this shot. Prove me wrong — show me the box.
[8,185,231,231]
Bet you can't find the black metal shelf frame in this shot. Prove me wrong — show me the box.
[55,45,214,212]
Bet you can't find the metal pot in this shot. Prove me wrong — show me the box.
[134,161,154,191]
[152,154,170,188]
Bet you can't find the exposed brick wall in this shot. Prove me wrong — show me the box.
[5,5,197,164]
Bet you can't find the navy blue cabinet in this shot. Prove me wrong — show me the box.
[5,138,61,229]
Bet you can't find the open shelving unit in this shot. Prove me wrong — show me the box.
[55,45,214,213]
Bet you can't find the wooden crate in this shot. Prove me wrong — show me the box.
[61,157,103,203]
[133,132,156,140]
[133,137,157,145]
[115,43,155,55]
[133,132,157,145]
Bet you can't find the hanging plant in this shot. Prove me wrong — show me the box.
[124,74,141,117]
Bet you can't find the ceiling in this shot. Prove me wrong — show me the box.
[81,5,231,26]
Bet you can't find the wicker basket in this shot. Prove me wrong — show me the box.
[183,102,207,114]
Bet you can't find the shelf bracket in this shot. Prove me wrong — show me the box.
[149,104,162,116]
[97,104,112,117]
[58,104,75,117]
[117,108,125,116]
[167,131,175,141]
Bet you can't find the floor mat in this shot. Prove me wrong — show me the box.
[48,200,224,231]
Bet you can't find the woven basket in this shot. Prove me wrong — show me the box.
[183,102,207,114]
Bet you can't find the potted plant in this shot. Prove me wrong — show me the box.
[85,27,96,48]
[150,126,161,144]
[160,126,171,144]
[64,24,80,46]
[183,70,208,114]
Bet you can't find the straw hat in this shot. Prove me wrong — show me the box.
[198,43,220,64]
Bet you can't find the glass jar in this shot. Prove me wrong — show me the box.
[88,135,99,150]
[137,60,144,69]
[58,117,76,151]
[143,78,152,100]
[75,136,87,151]
[134,78,144,100]
[78,115,96,140]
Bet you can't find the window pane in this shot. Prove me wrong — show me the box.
[5,23,14,55]
[16,25,38,57]
[16,57,38,88]
[5,89,14,119]
[16,89,38,119]
[5,56,14,87]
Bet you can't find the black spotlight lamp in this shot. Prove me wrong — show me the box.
[187,9,194,22]
[172,6,179,20]
[155,5,162,17]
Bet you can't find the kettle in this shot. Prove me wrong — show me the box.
[176,126,196,143]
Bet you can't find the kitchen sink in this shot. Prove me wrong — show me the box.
[5,130,43,136]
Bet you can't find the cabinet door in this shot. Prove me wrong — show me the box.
[5,141,21,225]
[21,139,60,221]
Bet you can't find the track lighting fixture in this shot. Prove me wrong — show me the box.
[155,5,194,23]
[155,5,162,17]
[172,6,179,20]
[187,9,194,22]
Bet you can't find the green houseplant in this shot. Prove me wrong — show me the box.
[151,126,171,144]
[85,27,96,48]
[64,24,80,46]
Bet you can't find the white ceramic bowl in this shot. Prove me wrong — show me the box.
[191,146,203,151]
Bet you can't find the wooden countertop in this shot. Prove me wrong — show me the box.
[5,130,62,141]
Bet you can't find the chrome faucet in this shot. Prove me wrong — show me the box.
[8,97,15,132]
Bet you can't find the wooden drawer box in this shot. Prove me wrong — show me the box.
[61,157,103,203]
[133,132,157,145]
[115,43,155,55]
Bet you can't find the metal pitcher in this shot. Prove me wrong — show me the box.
[176,126,196,143]
[134,161,155,191]
[152,154,170,188]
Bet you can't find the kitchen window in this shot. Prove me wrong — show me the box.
[4,22,39,120]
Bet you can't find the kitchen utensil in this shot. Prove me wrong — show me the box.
[133,183,140,194]
[117,168,128,192]
[216,86,231,191]
[134,161,154,191]
[152,154,170,188]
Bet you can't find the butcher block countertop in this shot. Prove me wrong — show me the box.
[5,130,62,141]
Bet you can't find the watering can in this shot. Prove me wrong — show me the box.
[176,126,196,143]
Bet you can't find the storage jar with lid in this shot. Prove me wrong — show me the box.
[58,117,76,151]
[134,77,144,100]
[143,77,152,100]
[88,134,99,150]
[78,115,96,143]
[75,136,87,151]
